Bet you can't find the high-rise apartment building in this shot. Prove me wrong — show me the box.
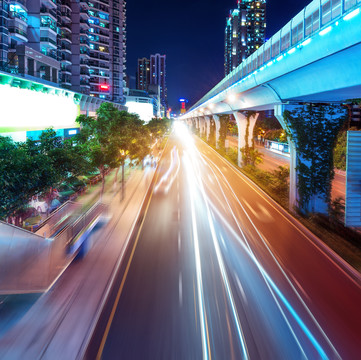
[0,0,126,102]
[150,53,167,109]
[136,57,150,91]
[224,0,266,76]
[136,53,167,111]
[242,0,266,55]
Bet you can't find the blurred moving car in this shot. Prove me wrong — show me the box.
[29,195,48,214]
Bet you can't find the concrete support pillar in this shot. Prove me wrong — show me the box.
[274,104,347,214]
[205,116,211,141]
[274,105,298,212]
[45,66,51,82]
[198,117,204,137]
[233,111,247,167]
[52,68,57,83]
[28,58,35,76]
[213,114,221,148]
[194,117,200,135]
[248,113,259,146]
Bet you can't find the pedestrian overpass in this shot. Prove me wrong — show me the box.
[181,0,361,215]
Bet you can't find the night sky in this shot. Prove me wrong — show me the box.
[126,0,311,112]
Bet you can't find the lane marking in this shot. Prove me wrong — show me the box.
[179,272,183,307]
[242,198,274,223]
[178,231,181,252]
[184,151,211,360]
[195,146,333,358]
[200,139,361,286]
[96,156,161,360]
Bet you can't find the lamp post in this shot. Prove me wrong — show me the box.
[120,149,129,200]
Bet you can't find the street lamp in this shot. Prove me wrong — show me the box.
[120,149,129,200]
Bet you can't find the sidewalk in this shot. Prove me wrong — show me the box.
[0,164,156,359]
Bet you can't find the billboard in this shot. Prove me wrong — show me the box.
[0,84,79,133]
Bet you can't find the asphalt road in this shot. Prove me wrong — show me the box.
[89,125,360,360]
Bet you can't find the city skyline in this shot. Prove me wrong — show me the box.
[127,0,310,111]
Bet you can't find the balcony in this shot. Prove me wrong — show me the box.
[79,0,89,10]
[40,6,57,19]
[11,0,27,7]
[80,19,90,29]
[40,21,57,34]
[40,36,57,48]
[80,60,90,67]
[8,26,28,42]
[60,23,72,32]
[41,0,57,10]
[60,43,71,53]
[9,11,28,24]
[60,32,72,43]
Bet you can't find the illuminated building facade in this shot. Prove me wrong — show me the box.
[242,0,266,55]
[150,53,167,110]
[0,0,126,102]
[225,0,266,76]
[136,57,150,91]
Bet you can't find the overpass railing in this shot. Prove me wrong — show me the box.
[0,202,107,294]
[189,0,361,112]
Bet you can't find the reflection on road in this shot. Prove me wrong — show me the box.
[97,122,361,360]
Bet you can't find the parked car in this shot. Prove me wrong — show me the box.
[67,177,87,192]
[78,170,101,184]
[49,198,61,213]
[29,195,48,214]
[57,183,77,202]
[22,207,42,231]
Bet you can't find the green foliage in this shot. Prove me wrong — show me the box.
[329,196,345,223]
[284,104,348,212]
[271,166,290,194]
[218,115,229,149]
[264,129,287,143]
[0,129,84,219]
[241,147,263,166]
[227,121,238,136]
[76,103,153,196]
[333,130,347,171]
[242,165,289,207]
[146,117,171,141]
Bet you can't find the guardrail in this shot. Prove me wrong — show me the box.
[0,202,107,294]
[189,0,361,112]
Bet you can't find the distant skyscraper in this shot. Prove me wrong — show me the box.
[136,57,150,91]
[150,53,167,109]
[225,0,266,76]
[242,0,266,55]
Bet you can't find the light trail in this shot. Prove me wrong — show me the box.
[182,127,249,359]
[202,152,339,359]
[183,151,211,360]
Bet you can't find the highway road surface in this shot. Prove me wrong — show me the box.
[88,124,360,360]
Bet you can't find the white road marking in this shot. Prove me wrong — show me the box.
[179,272,183,307]
[178,231,181,252]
